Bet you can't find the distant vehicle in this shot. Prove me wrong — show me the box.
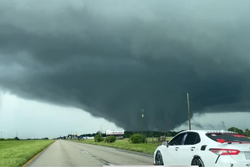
[154,130,250,167]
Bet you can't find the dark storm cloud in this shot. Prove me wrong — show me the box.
[1,0,250,131]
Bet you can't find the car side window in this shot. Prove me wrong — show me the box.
[169,133,186,145]
[184,132,201,145]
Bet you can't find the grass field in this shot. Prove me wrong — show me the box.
[0,140,54,167]
[73,137,172,155]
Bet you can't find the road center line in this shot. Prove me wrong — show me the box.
[80,150,88,154]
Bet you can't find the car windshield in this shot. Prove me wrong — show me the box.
[206,133,250,143]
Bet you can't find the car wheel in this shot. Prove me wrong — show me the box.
[191,157,205,167]
[155,151,164,165]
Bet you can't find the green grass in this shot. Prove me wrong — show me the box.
[73,138,169,155]
[146,137,173,143]
[0,140,54,167]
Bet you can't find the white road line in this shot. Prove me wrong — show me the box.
[80,150,88,154]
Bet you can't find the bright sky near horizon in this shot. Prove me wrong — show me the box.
[0,91,123,139]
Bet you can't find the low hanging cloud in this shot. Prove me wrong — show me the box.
[1,0,250,131]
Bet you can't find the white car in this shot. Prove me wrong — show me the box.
[154,130,250,167]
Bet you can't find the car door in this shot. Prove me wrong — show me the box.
[162,132,186,165]
[177,132,201,165]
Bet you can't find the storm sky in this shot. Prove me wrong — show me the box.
[1,0,250,137]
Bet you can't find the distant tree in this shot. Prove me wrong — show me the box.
[244,129,250,137]
[228,127,244,134]
[123,130,179,138]
[105,136,116,143]
[129,134,147,144]
[68,134,72,139]
[94,134,103,142]
[166,132,172,137]
[124,131,134,138]
[95,131,106,137]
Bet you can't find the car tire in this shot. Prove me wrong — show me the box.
[191,157,205,167]
[155,151,164,165]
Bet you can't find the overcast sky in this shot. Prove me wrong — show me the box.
[1,0,250,138]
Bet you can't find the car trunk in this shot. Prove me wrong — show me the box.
[219,143,250,162]
[206,132,250,163]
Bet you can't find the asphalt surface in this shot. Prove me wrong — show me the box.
[27,140,153,167]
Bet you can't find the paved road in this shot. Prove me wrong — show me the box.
[27,140,153,167]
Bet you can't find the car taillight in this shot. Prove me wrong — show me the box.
[209,148,240,155]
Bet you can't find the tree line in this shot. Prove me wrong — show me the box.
[123,130,183,138]
[228,127,250,137]
[68,127,250,139]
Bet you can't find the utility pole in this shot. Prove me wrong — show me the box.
[0,131,2,138]
[187,93,191,130]
[100,125,102,137]
[152,131,154,143]
[141,109,144,134]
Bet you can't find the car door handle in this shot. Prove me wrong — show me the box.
[190,147,195,151]
[175,147,179,151]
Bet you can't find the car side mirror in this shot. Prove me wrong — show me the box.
[162,141,169,147]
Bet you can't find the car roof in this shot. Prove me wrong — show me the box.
[179,129,237,134]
